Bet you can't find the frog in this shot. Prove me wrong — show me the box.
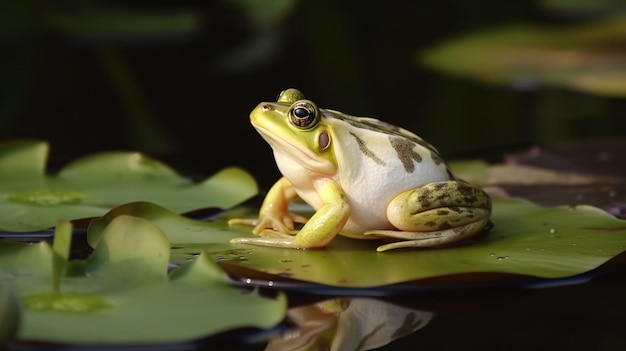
[228,88,492,252]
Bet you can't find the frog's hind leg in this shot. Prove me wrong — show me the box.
[364,218,491,252]
[368,182,492,252]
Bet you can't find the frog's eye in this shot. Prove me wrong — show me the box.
[289,102,318,129]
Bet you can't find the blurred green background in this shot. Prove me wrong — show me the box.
[2,0,625,189]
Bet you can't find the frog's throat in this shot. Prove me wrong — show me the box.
[253,125,336,174]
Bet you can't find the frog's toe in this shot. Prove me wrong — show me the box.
[366,219,490,252]
[227,218,259,227]
[259,229,298,238]
[375,238,450,252]
[229,229,299,247]
[230,236,297,248]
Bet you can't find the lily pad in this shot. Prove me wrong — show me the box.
[419,15,626,96]
[0,140,257,232]
[87,199,626,290]
[449,141,626,218]
[541,0,626,15]
[0,217,286,345]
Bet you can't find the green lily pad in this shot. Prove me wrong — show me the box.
[419,15,626,96]
[541,0,621,14]
[0,140,258,232]
[87,198,626,289]
[0,217,286,345]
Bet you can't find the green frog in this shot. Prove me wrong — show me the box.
[229,89,491,252]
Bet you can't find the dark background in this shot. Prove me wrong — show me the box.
[3,0,624,189]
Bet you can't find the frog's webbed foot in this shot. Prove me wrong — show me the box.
[228,211,308,235]
[229,214,308,248]
[364,218,491,252]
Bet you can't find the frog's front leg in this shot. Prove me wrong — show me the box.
[365,181,492,252]
[230,178,350,249]
[228,177,307,235]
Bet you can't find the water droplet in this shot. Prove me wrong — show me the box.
[489,252,496,256]
[496,256,508,261]
[549,228,556,234]
[571,243,577,246]
[211,249,254,262]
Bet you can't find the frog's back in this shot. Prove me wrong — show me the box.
[322,108,452,179]
[325,109,435,150]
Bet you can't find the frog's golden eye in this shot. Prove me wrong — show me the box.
[289,102,317,129]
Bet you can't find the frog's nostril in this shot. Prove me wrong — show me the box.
[262,104,273,111]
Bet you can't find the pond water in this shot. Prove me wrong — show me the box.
[251,275,626,351]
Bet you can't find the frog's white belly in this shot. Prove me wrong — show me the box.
[339,159,449,237]
[280,143,451,238]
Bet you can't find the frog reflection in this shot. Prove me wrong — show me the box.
[265,297,434,351]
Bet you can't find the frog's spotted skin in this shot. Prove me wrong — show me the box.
[229,88,492,252]
[389,137,424,173]
[349,132,385,166]
[334,112,449,173]
[331,112,441,162]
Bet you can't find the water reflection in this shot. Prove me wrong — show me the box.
[265,298,434,351]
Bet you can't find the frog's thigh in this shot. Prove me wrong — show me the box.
[365,185,490,251]
[385,186,490,232]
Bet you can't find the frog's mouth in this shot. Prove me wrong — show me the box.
[252,124,336,175]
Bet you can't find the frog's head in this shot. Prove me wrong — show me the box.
[250,89,337,174]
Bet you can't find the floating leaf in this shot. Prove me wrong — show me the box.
[51,220,72,292]
[87,199,626,289]
[0,140,258,232]
[540,0,626,15]
[448,159,491,185]
[419,15,626,96]
[85,215,170,282]
[0,140,47,177]
[450,141,626,218]
[0,217,286,345]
